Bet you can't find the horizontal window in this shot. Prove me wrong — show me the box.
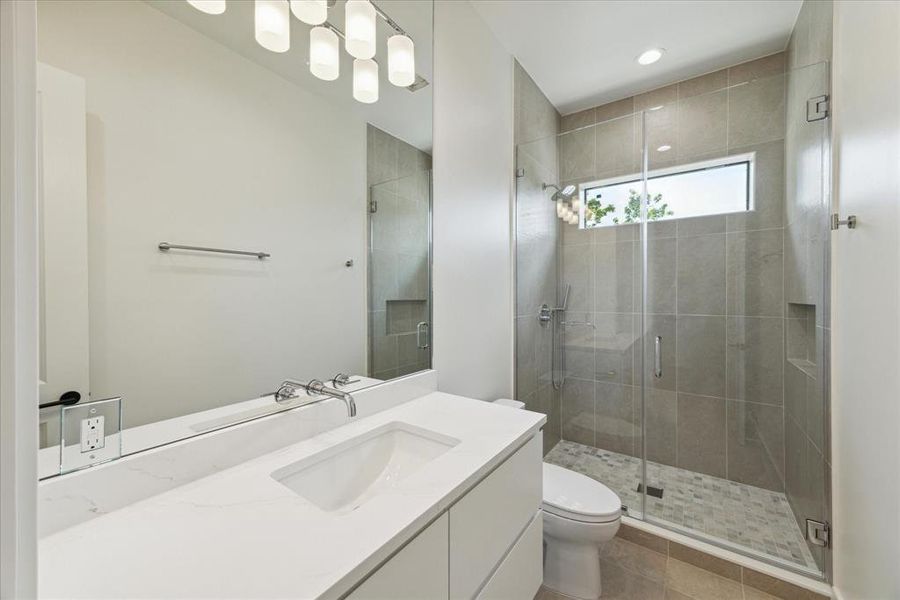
[581,154,755,229]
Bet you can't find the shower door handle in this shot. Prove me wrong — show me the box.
[417,322,430,349]
[654,336,663,378]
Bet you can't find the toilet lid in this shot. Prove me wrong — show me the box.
[542,463,621,523]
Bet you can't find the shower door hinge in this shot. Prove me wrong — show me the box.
[807,95,829,122]
[515,167,525,178]
[806,519,830,547]
[369,199,378,213]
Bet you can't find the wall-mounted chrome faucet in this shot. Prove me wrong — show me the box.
[274,379,357,417]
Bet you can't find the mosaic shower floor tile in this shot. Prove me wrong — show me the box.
[544,440,818,571]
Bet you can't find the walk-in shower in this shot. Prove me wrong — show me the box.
[514,52,832,580]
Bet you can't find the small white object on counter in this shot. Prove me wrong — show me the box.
[39,392,545,599]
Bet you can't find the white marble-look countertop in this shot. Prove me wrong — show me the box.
[39,392,545,599]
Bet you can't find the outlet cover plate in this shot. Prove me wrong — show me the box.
[60,397,122,473]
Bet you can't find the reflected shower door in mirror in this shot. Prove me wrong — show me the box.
[36,0,434,478]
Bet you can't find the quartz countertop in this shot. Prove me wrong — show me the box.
[38,392,545,599]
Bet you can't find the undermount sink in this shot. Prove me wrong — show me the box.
[271,421,460,514]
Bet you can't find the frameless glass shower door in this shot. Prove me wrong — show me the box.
[636,60,832,578]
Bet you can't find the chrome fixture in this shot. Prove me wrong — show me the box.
[807,95,829,122]
[561,320,595,329]
[831,213,857,230]
[158,242,270,259]
[416,321,430,349]
[330,373,360,388]
[542,182,577,202]
[546,284,571,390]
[274,378,357,417]
[654,336,663,379]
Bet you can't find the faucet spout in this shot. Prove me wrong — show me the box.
[274,378,357,417]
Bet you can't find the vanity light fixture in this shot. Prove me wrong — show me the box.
[387,34,415,87]
[290,0,327,25]
[186,0,424,104]
[657,144,672,152]
[310,26,340,80]
[353,58,379,103]
[345,0,377,59]
[637,48,665,65]
[187,0,226,14]
[255,0,291,53]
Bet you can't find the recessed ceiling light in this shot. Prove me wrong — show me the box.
[637,48,665,66]
[657,145,672,152]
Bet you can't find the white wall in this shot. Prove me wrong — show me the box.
[0,0,38,596]
[432,0,514,401]
[37,1,368,428]
[831,2,900,598]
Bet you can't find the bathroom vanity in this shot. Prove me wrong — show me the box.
[39,381,545,599]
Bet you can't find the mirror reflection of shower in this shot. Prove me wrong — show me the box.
[543,182,580,224]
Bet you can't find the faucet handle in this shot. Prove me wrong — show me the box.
[331,373,360,388]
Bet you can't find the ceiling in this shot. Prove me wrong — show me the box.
[148,0,433,151]
[471,0,802,115]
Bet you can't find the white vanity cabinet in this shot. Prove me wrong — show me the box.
[346,513,449,600]
[346,433,543,600]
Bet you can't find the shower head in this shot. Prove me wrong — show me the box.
[543,182,577,202]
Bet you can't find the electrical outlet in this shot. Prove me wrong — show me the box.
[80,415,105,453]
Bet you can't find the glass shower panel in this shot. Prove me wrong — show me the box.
[367,168,432,380]
[638,63,831,578]
[514,135,561,456]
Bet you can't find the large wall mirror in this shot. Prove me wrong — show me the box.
[36,0,433,478]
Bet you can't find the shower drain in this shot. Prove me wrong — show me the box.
[636,483,665,499]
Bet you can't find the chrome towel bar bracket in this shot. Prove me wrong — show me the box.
[158,242,270,259]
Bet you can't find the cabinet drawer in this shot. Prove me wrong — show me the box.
[476,511,543,600]
[347,513,449,600]
[449,433,542,599]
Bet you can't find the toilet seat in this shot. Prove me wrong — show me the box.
[542,463,621,523]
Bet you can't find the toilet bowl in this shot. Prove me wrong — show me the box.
[542,463,621,599]
[493,399,622,599]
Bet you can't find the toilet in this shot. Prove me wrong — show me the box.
[495,399,622,600]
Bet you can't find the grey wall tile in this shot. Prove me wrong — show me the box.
[595,382,636,456]
[784,361,807,426]
[726,317,784,405]
[595,115,637,177]
[726,140,785,232]
[635,84,677,112]
[562,242,593,311]
[726,229,784,317]
[728,52,786,86]
[677,316,726,397]
[728,74,786,148]
[677,215,725,237]
[677,393,727,478]
[593,313,635,385]
[559,127,595,181]
[562,377,595,446]
[560,107,596,133]
[596,96,636,124]
[516,316,537,399]
[514,60,560,145]
[726,400,785,491]
[677,234,726,315]
[594,241,634,312]
[644,388,677,467]
[677,90,727,159]
[678,69,728,99]
[562,312,594,379]
[644,237,677,314]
